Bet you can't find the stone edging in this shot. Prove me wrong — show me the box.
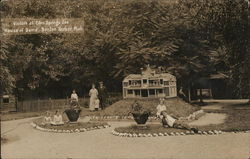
[89,110,205,121]
[30,122,111,133]
[111,129,250,137]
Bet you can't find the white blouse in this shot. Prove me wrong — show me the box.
[156,104,167,116]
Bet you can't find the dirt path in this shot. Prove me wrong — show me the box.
[1,117,250,159]
[189,113,227,126]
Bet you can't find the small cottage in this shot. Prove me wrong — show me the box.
[122,65,177,98]
[0,94,17,112]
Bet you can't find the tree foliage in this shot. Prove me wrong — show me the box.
[0,0,248,99]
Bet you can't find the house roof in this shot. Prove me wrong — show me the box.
[123,65,176,81]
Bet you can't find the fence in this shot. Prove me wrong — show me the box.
[17,98,89,112]
[17,93,122,112]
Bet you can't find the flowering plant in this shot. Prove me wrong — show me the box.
[129,100,151,115]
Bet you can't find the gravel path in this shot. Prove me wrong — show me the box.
[189,113,227,126]
[1,117,250,159]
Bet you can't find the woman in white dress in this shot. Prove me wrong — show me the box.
[42,111,52,125]
[51,110,64,125]
[89,84,98,111]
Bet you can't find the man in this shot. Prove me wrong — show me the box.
[98,81,108,110]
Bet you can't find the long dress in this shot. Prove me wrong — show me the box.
[89,88,98,111]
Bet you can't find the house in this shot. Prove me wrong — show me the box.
[122,65,177,98]
[0,94,17,112]
[190,73,230,99]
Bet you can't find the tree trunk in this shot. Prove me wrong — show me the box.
[188,85,191,103]
[199,89,203,103]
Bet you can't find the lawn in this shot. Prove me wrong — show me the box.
[197,108,250,132]
[32,117,108,131]
[91,98,199,117]
[115,124,190,134]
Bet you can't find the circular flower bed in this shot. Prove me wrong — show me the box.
[31,118,110,133]
[112,124,226,137]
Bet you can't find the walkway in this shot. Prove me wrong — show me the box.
[1,117,250,159]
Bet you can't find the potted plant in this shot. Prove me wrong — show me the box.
[64,102,82,122]
[129,100,151,125]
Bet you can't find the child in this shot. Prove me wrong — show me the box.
[42,111,52,125]
[94,97,100,111]
[51,110,64,125]
[156,99,198,132]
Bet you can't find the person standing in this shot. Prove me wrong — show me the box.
[98,81,108,109]
[178,87,187,102]
[89,84,98,111]
[70,90,78,107]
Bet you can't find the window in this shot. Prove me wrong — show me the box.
[129,80,131,85]
[143,79,147,84]
[3,98,9,103]
[157,89,163,94]
[149,89,156,95]
[127,90,133,94]
[123,82,128,87]
[164,81,169,85]
[160,79,163,84]
[135,90,140,96]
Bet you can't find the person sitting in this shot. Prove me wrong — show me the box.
[156,98,198,132]
[51,110,64,125]
[42,111,52,125]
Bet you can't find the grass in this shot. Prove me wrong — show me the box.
[1,111,43,121]
[114,124,188,134]
[92,98,199,117]
[1,98,198,121]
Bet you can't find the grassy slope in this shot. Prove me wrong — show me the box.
[1,98,199,121]
[100,97,199,117]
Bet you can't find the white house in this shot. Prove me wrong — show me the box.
[122,65,177,98]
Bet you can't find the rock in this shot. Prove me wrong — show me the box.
[180,132,185,135]
[202,131,208,135]
[185,131,190,134]
[208,131,214,135]
[153,133,158,137]
[158,133,164,136]
[164,132,168,136]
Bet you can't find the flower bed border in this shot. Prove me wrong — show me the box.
[30,122,110,133]
[111,129,250,137]
[89,110,205,121]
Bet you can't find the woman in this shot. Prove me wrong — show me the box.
[89,84,98,111]
[51,110,64,125]
[70,89,79,107]
[42,111,52,125]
